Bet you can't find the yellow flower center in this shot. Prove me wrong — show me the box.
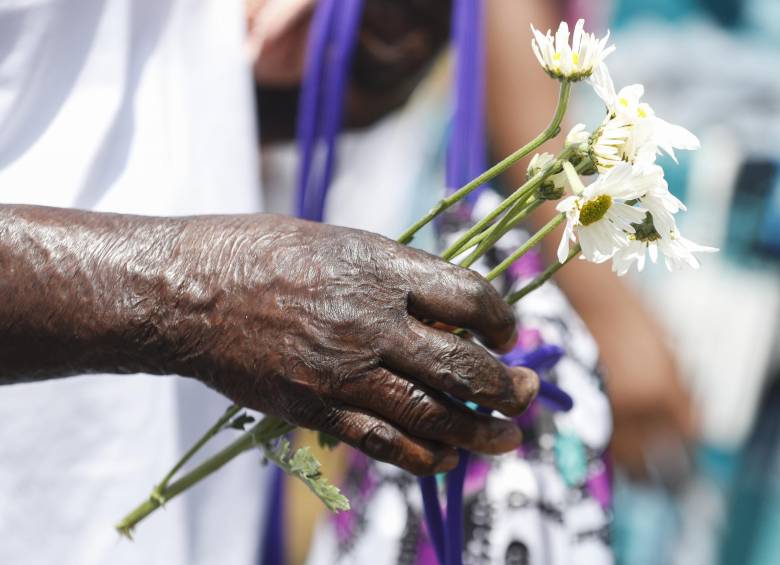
[579,194,612,226]
[572,52,580,66]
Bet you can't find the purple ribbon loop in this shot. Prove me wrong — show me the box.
[296,0,364,221]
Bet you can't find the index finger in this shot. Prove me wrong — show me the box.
[400,249,517,352]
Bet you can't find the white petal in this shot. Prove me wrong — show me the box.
[653,117,701,160]
[531,39,546,69]
[589,63,616,105]
[556,195,579,213]
[572,19,585,53]
[618,83,645,104]
[561,161,586,195]
[607,202,646,228]
[557,222,573,263]
[555,21,570,54]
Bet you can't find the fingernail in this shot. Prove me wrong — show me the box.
[502,367,540,416]
[491,423,524,453]
[495,326,519,354]
[434,449,460,473]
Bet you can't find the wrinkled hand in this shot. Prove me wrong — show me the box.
[163,215,538,474]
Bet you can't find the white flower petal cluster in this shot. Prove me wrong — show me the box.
[529,20,716,274]
[531,19,615,81]
[588,65,700,172]
[556,162,652,263]
[612,231,718,276]
[553,153,715,274]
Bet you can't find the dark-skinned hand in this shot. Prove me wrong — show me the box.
[0,206,538,475]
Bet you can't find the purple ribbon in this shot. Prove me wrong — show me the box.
[259,464,286,565]
[296,0,364,221]
[446,0,487,201]
[502,343,574,412]
[419,475,447,565]
[431,344,571,565]
[295,0,336,220]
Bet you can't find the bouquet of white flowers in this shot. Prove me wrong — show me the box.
[117,18,714,550]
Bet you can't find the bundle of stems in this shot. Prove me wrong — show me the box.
[117,80,584,537]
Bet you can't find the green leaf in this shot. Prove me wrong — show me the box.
[262,440,350,513]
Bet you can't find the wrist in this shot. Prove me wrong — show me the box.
[55,210,188,378]
[145,213,285,384]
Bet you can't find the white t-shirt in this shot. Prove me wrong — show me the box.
[0,1,267,564]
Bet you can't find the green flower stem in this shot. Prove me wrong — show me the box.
[456,154,592,267]
[455,197,542,259]
[116,416,293,538]
[441,146,576,262]
[458,197,543,269]
[485,213,566,282]
[152,404,241,498]
[397,80,571,245]
[506,197,546,227]
[506,244,581,304]
[440,173,543,261]
[448,199,528,256]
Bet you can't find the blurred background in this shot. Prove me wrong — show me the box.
[581,1,780,564]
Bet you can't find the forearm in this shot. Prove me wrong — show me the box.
[0,204,186,384]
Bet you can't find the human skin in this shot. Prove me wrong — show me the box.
[0,204,539,475]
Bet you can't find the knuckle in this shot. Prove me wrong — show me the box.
[373,318,403,355]
[403,389,450,432]
[437,345,504,397]
[430,346,475,395]
[357,420,397,459]
[422,403,463,442]
[433,368,477,401]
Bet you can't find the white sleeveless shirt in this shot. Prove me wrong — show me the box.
[0,1,267,564]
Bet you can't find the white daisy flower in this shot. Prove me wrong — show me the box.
[556,162,649,263]
[531,19,615,81]
[589,65,700,171]
[611,212,718,276]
